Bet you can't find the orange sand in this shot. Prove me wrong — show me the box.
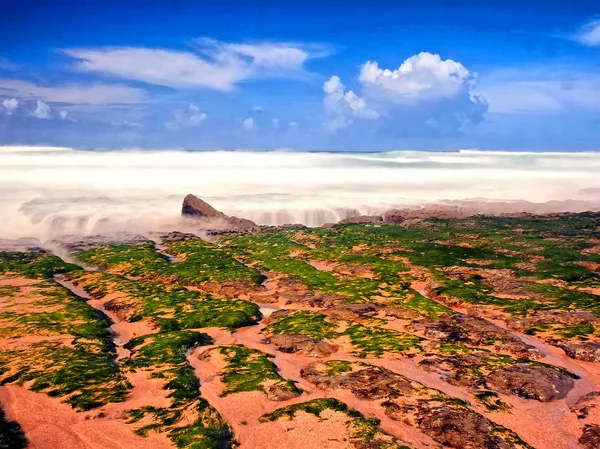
[0,385,173,449]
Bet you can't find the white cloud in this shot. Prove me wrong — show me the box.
[165,103,208,130]
[0,78,145,104]
[324,52,487,134]
[359,52,473,101]
[271,118,280,128]
[323,75,379,130]
[32,100,51,119]
[63,39,325,91]
[251,105,263,112]
[289,121,299,129]
[2,98,18,115]
[574,18,600,46]
[187,103,207,125]
[242,117,254,130]
[59,110,69,120]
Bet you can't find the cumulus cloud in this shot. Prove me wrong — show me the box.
[0,78,145,104]
[165,103,208,131]
[271,118,280,128]
[289,121,299,129]
[323,75,379,130]
[59,110,69,120]
[324,52,487,134]
[2,98,19,115]
[242,117,254,130]
[574,18,600,46]
[63,39,326,91]
[32,100,51,119]
[359,52,473,100]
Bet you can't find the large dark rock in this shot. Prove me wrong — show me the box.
[181,194,259,233]
[486,364,575,402]
[182,194,226,218]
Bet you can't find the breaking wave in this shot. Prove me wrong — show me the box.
[1,146,600,239]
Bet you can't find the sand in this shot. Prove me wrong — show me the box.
[0,386,173,449]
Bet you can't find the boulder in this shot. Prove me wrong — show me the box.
[181,194,259,233]
[182,194,226,218]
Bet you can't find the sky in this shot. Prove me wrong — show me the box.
[0,0,599,151]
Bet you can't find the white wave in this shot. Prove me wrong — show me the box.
[1,146,600,239]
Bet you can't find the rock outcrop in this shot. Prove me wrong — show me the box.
[182,194,227,219]
[486,364,575,401]
[181,194,259,234]
[263,334,338,357]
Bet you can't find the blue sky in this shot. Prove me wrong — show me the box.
[1,0,599,151]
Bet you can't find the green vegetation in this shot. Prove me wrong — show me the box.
[0,408,28,449]
[74,239,264,287]
[260,398,408,449]
[473,390,512,412]
[0,253,130,411]
[263,311,340,340]
[212,345,300,397]
[124,331,236,449]
[264,311,422,357]
[71,271,261,331]
[325,360,355,375]
[0,251,79,278]
[345,324,423,357]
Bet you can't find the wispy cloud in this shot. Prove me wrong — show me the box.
[573,17,600,47]
[477,68,600,114]
[62,39,328,91]
[0,79,145,104]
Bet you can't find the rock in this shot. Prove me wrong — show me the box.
[486,364,574,402]
[338,215,383,225]
[263,334,337,357]
[391,405,514,449]
[410,313,540,358]
[265,384,301,401]
[324,303,379,321]
[301,364,413,399]
[181,194,259,233]
[580,425,600,449]
[571,391,600,419]
[556,341,600,362]
[182,194,226,218]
